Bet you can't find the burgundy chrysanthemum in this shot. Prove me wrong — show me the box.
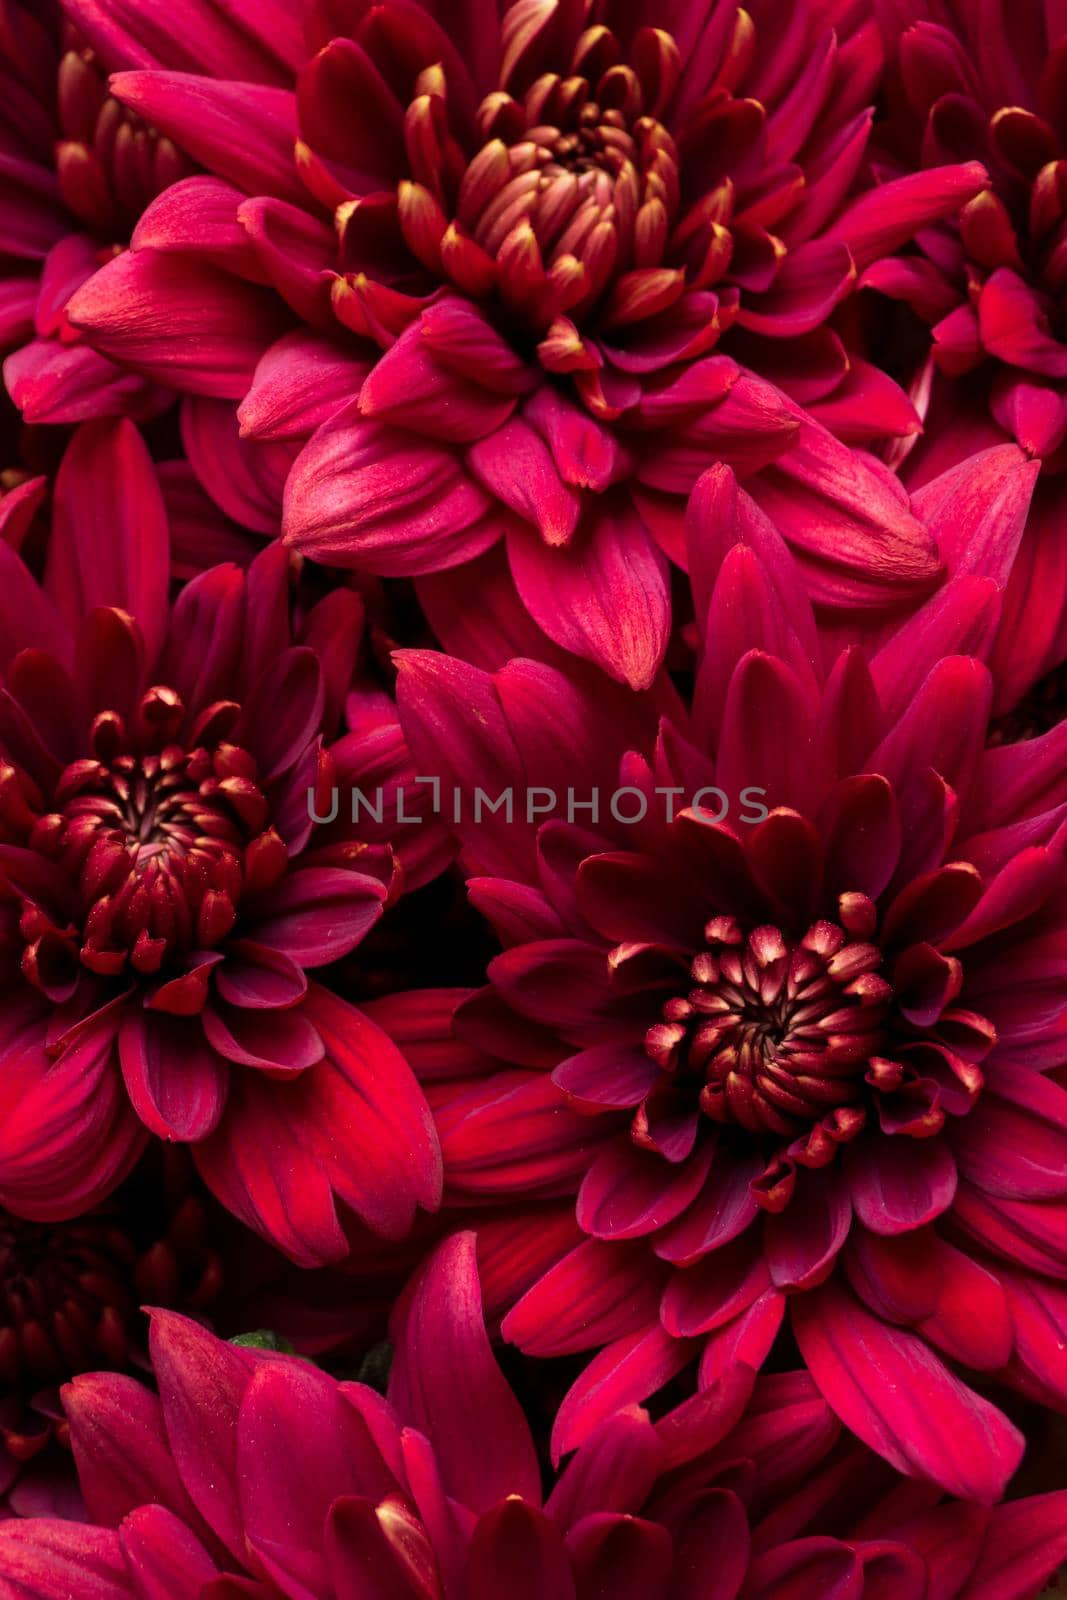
[44,0,1006,685]
[858,0,1067,711]
[394,461,1067,1503]
[1,1232,1065,1599]
[0,0,196,422]
[0,1149,225,1523]
[0,416,443,1264]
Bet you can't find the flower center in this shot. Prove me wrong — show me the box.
[645,915,891,1138]
[396,25,690,331]
[12,686,278,983]
[0,1209,135,1384]
[55,30,190,238]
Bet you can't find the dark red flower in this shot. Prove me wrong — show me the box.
[0,0,198,423]
[858,0,1067,711]
[0,1148,226,1524]
[394,461,1067,1502]
[2,1233,1067,1598]
[46,0,997,685]
[0,417,443,1264]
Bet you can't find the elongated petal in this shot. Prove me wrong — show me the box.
[507,504,670,689]
[390,1233,540,1512]
[791,1281,1023,1502]
[68,251,288,399]
[112,73,304,204]
[0,1522,131,1599]
[46,419,169,666]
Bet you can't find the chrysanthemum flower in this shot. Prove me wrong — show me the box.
[393,459,1067,1503]
[0,1149,224,1522]
[52,0,996,686]
[0,0,196,422]
[1,1232,1066,1598]
[861,0,1067,710]
[0,416,442,1264]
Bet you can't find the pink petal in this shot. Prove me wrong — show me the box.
[64,1373,201,1531]
[4,337,164,426]
[118,1011,229,1142]
[360,323,518,443]
[468,418,580,545]
[247,867,385,966]
[192,1071,350,1267]
[910,443,1039,586]
[765,1168,851,1289]
[546,1408,663,1531]
[47,418,170,666]
[503,1239,667,1356]
[978,267,1067,377]
[238,197,335,328]
[180,396,293,535]
[506,502,670,690]
[390,1233,540,1512]
[111,72,304,204]
[737,239,855,337]
[577,1141,714,1241]
[120,1504,220,1597]
[0,544,69,673]
[437,1070,607,1201]
[147,1310,256,1561]
[845,1137,958,1235]
[298,985,442,1228]
[201,1003,323,1075]
[748,417,942,611]
[464,1500,576,1600]
[551,1323,696,1461]
[0,1016,147,1219]
[565,1514,672,1599]
[282,406,497,574]
[959,1494,1067,1600]
[660,1235,770,1338]
[671,1490,750,1600]
[0,1522,131,1599]
[791,1280,1023,1502]
[215,939,307,1008]
[64,0,300,79]
[237,1361,398,1597]
[744,1539,861,1600]
[68,250,288,399]
[950,1064,1067,1200]
[829,162,989,271]
[132,176,261,276]
[238,331,369,441]
[869,577,1001,725]
[553,1044,659,1110]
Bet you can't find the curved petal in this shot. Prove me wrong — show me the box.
[389,1233,540,1513]
[791,1280,1023,1503]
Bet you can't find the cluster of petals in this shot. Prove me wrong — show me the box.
[2,1234,1067,1599]
[394,460,1067,1504]
[31,0,1016,686]
[3,0,1067,1591]
[0,417,442,1265]
[866,0,1067,708]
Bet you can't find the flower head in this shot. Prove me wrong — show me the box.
[3,1232,1067,1597]
[395,459,1067,1501]
[861,0,1067,709]
[0,417,442,1264]
[55,0,994,685]
[0,1147,224,1521]
[0,0,199,422]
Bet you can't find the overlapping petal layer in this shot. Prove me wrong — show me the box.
[0,418,443,1263]
[395,462,1067,1499]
